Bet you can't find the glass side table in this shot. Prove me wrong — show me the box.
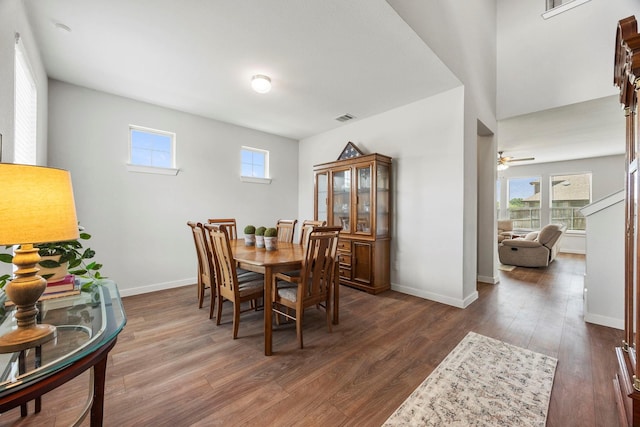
[0,280,126,426]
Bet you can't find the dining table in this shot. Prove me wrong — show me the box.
[229,239,339,355]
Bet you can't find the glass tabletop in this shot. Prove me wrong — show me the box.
[0,280,126,396]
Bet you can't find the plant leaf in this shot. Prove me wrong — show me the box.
[0,254,13,264]
[38,259,62,268]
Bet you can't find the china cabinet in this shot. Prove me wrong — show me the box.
[313,152,391,294]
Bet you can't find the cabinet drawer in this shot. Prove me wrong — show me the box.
[338,253,351,266]
[339,267,351,280]
[338,239,351,251]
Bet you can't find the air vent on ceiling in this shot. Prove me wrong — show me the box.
[335,113,356,122]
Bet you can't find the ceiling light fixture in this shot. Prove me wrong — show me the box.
[251,75,272,94]
[542,0,591,19]
[497,163,509,171]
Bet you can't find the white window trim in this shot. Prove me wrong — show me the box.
[240,176,272,184]
[126,164,180,175]
[128,124,179,175]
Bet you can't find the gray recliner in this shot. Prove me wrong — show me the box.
[498,223,566,267]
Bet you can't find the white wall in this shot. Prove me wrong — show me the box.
[582,192,624,329]
[386,0,498,305]
[497,0,638,119]
[299,87,475,307]
[477,133,498,284]
[497,154,625,254]
[47,80,299,296]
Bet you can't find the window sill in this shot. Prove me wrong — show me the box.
[127,164,180,176]
[240,176,271,184]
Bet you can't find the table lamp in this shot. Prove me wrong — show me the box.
[0,164,79,352]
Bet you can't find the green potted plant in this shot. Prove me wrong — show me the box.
[243,225,256,246]
[264,227,278,251]
[255,226,267,248]
[0,228,105,292]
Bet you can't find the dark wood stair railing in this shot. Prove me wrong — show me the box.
[613,14,640,427]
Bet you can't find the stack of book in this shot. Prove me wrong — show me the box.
[42,274,79,298]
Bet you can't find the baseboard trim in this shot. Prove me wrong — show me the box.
[477,275,499,284]
[119,278,195,297]
[391,283,477,308]
[584,311,624,330]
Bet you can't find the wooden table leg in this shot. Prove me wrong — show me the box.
[90,353,108,427]
[264,266,273,356]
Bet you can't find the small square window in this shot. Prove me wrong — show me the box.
[129,126,175,169]
[241,147,269,179]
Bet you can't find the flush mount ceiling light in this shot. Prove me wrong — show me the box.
[542,0,591,19]
[251,75,272,94]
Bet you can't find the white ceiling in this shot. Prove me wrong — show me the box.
[497,95,625,166]
[23,0,460,141]
[22,0,628,163]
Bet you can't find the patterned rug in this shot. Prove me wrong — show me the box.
[383,332,557,427]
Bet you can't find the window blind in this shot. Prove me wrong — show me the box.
[14,35,37,165]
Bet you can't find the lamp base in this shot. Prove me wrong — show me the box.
[0,324,56,353]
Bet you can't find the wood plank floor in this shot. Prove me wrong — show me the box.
[0,253,624,426]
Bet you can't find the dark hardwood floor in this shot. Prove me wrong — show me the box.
[0,253,624,426]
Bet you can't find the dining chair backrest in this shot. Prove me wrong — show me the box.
[207,218,238,240]
[187,221,214,308]
[299,220,327,246]
[276,219,298,243]
[204,224,240,299]
[299,226,341,302]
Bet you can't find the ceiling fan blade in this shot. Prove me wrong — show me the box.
[506,157,535,163]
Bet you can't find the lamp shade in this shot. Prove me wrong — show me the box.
[0,164,79,245]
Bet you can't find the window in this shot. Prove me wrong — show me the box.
[14,36,37,165]
[240,146,270,183]
[128,125,178,175]
[550,173,591,231]
[507,176,541,230]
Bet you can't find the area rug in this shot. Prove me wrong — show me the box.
[383,332,557,427]
[498,264,517,272]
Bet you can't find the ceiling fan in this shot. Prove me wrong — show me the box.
[497,151,535,170]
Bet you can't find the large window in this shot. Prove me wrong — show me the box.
[550,173,591,231]
[507,176,541,230]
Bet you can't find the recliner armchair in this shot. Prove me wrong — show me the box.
[498,223,566,267]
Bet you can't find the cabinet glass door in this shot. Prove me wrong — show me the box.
[376,163,390,236]
[332,168,351,231]
[356,165,372,235]
[316,172,328,223]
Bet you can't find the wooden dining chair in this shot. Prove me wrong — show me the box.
[271,226,341,349]
[276,219,298,243]
[187,221,214,309]
[204,224,264,338]
[207,218,238,240]
[208,217,257,276]
[299,220,327,246]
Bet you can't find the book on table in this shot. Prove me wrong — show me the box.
[43,274,76,294]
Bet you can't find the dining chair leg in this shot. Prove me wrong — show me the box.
[297,308,304,349]
[209,292,216,320]
[216,297,224,325]
[232,303,240,339]
[198,283,205,309]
